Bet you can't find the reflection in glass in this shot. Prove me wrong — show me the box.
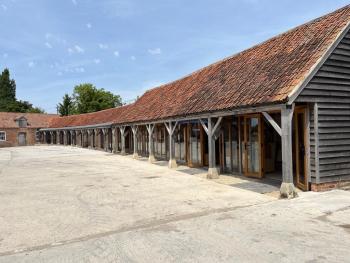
[247,117,260,173]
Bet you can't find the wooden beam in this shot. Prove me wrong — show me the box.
[212,117,223,135]
[262,112,282,136]
[199,119,208,135]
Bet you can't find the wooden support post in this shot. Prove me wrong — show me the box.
[131,126,139,158]
[146,124,156,163]
[112,128,117,153]
[103,129,108,152]
[71,131,75,146]
[93,129,98,149]
[49,132,54,144]
[70,131,73,146]
[201,117,222,179]
[280,104,298,199]
[81,130,84,147]
[120,126,126,155]
[63,131,67,145]
[87,130,92,149]
[165,121,178,169]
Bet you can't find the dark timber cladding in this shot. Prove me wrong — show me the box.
[297,29,350,184]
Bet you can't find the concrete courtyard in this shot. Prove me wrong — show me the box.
[0,146,349,262]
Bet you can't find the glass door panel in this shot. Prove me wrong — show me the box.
[295,108,308,191]
[231,117,239,172]
[190,123,201,166]
[244,115,263,178]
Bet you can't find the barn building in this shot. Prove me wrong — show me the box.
[0,112,57,147]
[39,6,350,197]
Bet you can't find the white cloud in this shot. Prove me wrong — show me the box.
[68,45,85,54]
[74,45,84,53]
[72,0,77,5]
[75,67,85,73]
[45,42,53,49]
[130,56,136,61]
[45,33,67,45]
[148,48,161,55]
[94,59,101,64]
[98,43,108,50]
[113,51,119,57]
[28,61,35,68]
[1,4,7,11]
[86,23,92,29]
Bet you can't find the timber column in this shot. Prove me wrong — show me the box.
[104,129,109,152]
[50,132,54,144]
[120,126,126,155]
[93,129,98,149]
[200,117,222,179]
[280,105,298,199]
[165,121,178,168]
[112,127,118,153]
[63,131,67,145]
[131,126,139,159]
[208,118,218,179]
[146,124,156,163]
[87,130,92,149]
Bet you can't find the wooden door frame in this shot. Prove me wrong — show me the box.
[243,114,264,178]
[294,106,309,191]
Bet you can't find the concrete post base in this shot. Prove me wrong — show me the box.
[207,167,220,179]
[168,159,177,169]
[148,155,156,163]
[121,151,126,156]
[280,182,298,199]
[133,153,139,159]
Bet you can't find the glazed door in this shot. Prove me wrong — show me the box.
[294,108,308,191]
[243,115,263,178]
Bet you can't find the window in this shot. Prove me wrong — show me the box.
[18,119,27,128]
[0,131,6,141]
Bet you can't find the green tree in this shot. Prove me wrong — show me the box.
[57,94,75,116]
[0,68,45,113]
[1,100,45,113]
[0,68,16,102]
[72,83,122,114]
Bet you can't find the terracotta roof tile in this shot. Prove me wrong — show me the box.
[0,112,57,128]
[49,5,350,128]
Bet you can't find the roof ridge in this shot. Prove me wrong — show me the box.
[141,4,350,95]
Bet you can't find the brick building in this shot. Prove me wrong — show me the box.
[0,112,57,147]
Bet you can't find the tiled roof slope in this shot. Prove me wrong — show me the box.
[48,104,133,128]
[49,5,350,128]
[0,112,57,128]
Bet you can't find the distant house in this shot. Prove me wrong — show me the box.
[0,113,57,147]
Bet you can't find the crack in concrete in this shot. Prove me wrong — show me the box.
[0,200,275,258]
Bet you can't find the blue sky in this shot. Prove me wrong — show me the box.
[0,0,348,113]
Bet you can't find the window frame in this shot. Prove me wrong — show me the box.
[0,131,6,141]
